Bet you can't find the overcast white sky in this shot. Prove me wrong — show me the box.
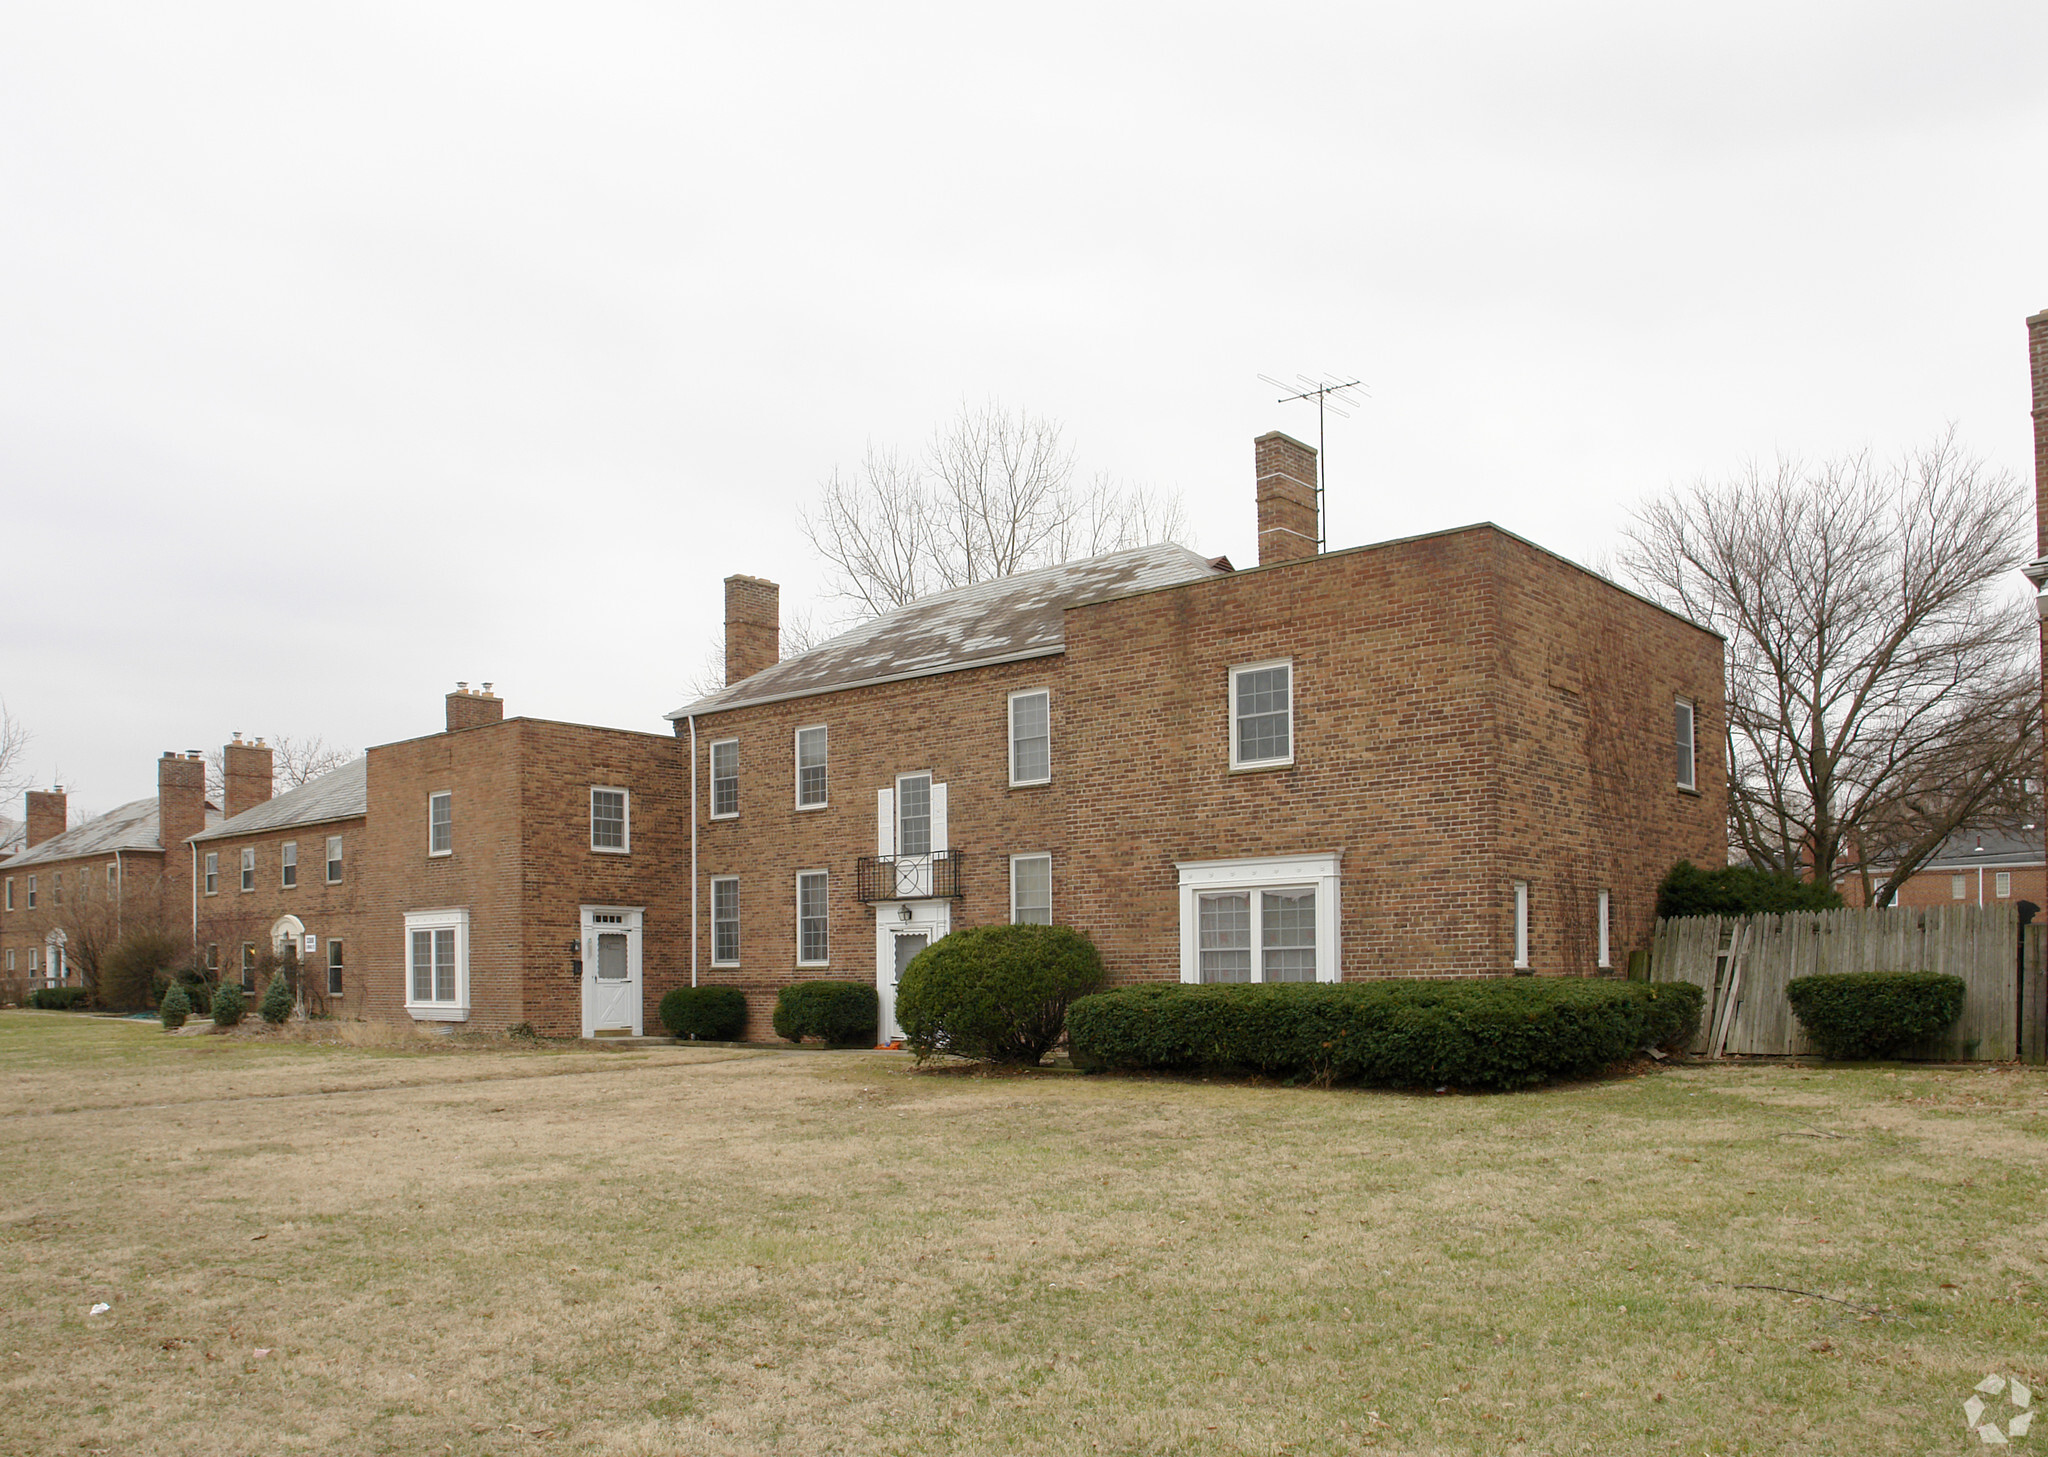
[4,1,2045,817]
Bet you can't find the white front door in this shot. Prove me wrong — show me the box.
[580,906,643,1038]
[875,900,949,1043]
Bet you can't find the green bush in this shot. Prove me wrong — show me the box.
[259,971,294,1025]
[28,987,91,1011]
[98,929,185,1011]
[772,981,878,1047]
[660,986,748,1041]
[1067,977,1704,1090]
[211,979,247,1028]
[896,924,1106,1066]
[1785,972,1966,1060]
[175,968,213,1017]
[159,983,192,1030]
[1657,860,1842,919]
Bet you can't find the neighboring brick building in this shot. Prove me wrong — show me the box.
[1843,820,2046,911]
[670,432,1728,1039]
[0,755,218,1000]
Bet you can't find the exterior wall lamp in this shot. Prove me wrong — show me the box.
[567,938,583,980]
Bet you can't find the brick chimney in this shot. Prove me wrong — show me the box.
[24,789,66,848]
[445,682,505,732]
[158,751,207,858]
[725,575,779,685]
[1255,431,1319,566]
[223,734,274,819]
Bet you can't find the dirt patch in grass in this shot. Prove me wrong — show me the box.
[1,1012,2043,1455]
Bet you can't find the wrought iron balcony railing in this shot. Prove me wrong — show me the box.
[855,850,965,903]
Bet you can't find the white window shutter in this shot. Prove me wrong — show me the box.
[931,782,948,854]
[876,788,894,857]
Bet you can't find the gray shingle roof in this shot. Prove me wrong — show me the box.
[1919,821,2044,869]
[669,543,1229,718]
[190,757,367,843]
[2,797,224,868]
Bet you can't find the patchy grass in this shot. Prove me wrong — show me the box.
[0,1012,2043,1455]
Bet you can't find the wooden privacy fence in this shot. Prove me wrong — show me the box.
[1650,905,2046,1062]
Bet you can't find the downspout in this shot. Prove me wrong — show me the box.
[189,843,197,946]
[688,714,698,988]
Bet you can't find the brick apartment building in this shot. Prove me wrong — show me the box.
[672,433,1728,1040]
[0,755,217,998]
[1840,820,2045,911]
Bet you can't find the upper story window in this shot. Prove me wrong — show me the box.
[795,726,828,809]
[25,874,36,909]
[3,877,11,911]
[1011,854,1052,925]
[896,774,932,857]
[1230,661,1293,770]
[710,739,739,818]
[105,863,117,894]
[591,788,630,852]
[429,792,453,856]
[1009,689,1051,786]
[203,854,218,896]
[281,841,298,888]
[240,849,255,892]
[52,871,62,906]
[796,871,830,965]
[1675,699,1697,791]
[711,877,740,965]
[1997,871,2012,899]
[326,835,343,883]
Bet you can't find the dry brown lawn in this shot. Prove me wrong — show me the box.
[1,1010,2045,1455]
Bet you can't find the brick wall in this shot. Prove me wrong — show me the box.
[193,817,371,1010]
[0,849,176,1001]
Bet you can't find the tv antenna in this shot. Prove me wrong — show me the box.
[1258,373,1365,551]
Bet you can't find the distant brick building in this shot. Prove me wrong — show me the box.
[1843,820,2046,911]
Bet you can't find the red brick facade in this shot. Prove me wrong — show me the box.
[192,814,370,1010]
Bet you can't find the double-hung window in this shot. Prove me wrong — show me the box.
[1597,888,1612,969]
[710,739,739,818]
[1951,874,1967,901]
[106,863,117,895]
[326,940,345,997]
[428,792,453,855]
[711,877,740,965]
[795,727,828,809]
[1009,689,1050,786]
[1513,881,1531,969]
[4,878,12,911]
[1997,871,2012,899]
[403,909,469,1019]
[52,872,61,906]
[25,875,35,909]
[326,836,343,883]
[796,871,829,965]
[204,852,218,896]
[241,943,257,991]
[1010,854,1052,925]
[1177,854,1339,984]
[1229,661,1293,769]
[1675,699,1697,791]
[281,841,298,888]
[591,788,629,852]
[240,848,255,892]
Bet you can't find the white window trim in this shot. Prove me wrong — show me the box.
[1008,688,1052,787]
[794,725,829,810]
[281,840,298,889]
[795,869,830,966]
[326,835,343,884]
[590,786,631,854]
[1996,871,2012,899]
[240,847,255,893]
[2,877,9,911]
[1675,698,1697,792]
[403,907,470,1021]
[1175,852,1340,984]
[1597,888,1612,969]
[710,875,741,966]
[428,792,453,857]
[709,737,740,820]
[1228,659,1295,771]
[1010,852,1053,924]
[326,939,345,996]
[1513,880,1531,970]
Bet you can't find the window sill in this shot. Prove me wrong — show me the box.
[1676,785,1701,797]
[591,846,630,856]
[1008,777,1052,790]
[795,962,831,970]
[794,803,829,813]
[1228,759,1295,774]
[428,850,453,859]
[406,1004,469,1022]
[709,812,739,822]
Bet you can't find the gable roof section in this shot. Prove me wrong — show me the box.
[2,797,223,869]
[189,757,368,844]
[1914,821,2045,870]
[669,543,1229,718]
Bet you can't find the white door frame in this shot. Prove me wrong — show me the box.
[580,905,644,1038]
[874,899,950,1043]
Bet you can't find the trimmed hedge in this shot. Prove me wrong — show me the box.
[1657,860,1841,919]
[1067,977,1704,1090]
[1785,972,1966,1060]
[211,979,247,1028]
[660,986,748,1041]
[773,980,879,1047]
[159,984,192,1030]
[896,924,1105,1066]
[28,987,91,1011]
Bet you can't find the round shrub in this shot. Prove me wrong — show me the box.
[211,979,246,1028]
[159,983,191,1030]
[259,971,294,1025]
[772,981,878,1047]
[1785,971,1966,1060]
[660,985,748,1041]
[895,923,1105,1066]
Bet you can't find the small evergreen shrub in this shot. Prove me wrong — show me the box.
[159,983,192,1030]
[772,981,878,1047]
[259,972,294,1025]
[176,970,213,1017]
[896,924,1106,1066]
[1785,972,1966,1060]
[211,979,246,1028]
[1657,860,1842,919]
[98,929,184,1011]
[660,986,748,1041]
[28,987,91,1011]
[1067,977,1704,1090]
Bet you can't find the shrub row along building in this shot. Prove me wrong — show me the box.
[1,433,1727,1036]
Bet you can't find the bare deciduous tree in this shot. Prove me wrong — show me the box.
[205,734,355,803]
[682,614,829,703]
[0,699,30,807]
[800,401,1190,617]
[1620,427,2039,904]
